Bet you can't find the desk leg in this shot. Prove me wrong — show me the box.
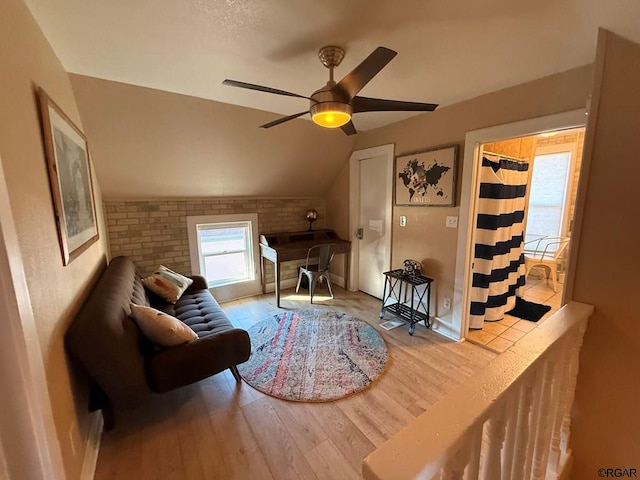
[275,260,281,308]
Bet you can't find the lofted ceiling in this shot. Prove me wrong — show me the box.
[24,0,640,133]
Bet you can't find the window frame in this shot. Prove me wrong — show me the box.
[186,213,261,302]
[526,142,578,240]
[197,221,254,287]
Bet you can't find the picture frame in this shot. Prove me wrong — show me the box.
[395,144,458,206]
[37,87,99,265]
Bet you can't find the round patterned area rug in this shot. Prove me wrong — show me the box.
[237,309,388,402]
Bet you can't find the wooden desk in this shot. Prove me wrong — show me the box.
[259,229,350,307]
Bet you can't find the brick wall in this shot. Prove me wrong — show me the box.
[483,135,536,162]
[104,197,326,283]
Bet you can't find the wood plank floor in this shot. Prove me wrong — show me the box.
[94,287,496,480]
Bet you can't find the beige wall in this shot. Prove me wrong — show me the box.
[70,75,357,199]
[0,0,108,478]
[568,30,640,478]
[325,161,351,280]
[326,65,593,320]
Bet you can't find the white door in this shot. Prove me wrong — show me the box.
[358,155,390,298]
[349,145,393,299]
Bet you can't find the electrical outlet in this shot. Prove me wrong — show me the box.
[400,215,407,227]
[443,297,451,309]
[446,216,458,228]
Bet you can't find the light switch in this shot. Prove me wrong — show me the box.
[400,215,407,227]
[446,216,458,228]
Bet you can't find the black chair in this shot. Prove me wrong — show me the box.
[295,243,336,303]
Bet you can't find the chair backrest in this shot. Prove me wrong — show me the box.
[306,243,336,273]
[527,237,571,262]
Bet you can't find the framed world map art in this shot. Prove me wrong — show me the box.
[395,145,458,206]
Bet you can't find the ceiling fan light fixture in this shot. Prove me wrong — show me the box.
[223,46,436,135]
[310,102,352,128]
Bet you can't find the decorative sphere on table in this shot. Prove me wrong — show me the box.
[402,259,422,276]
[306,209,318,231]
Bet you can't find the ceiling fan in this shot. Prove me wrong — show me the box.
[222,46,438,136]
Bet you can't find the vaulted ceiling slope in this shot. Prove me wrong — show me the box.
[26,0,640,132]
[70,75,356,199]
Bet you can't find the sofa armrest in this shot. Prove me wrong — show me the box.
[185,275,208,292]
[146,327,250,393]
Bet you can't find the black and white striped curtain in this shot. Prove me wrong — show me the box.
[469,157,529,328]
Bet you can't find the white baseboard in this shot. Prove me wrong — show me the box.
[81,412,103,480]
[430,316,460,341]
[330,274,345,288]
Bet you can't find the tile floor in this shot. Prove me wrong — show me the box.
[466,275,563,353]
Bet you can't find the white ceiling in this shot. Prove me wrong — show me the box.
[24,0,640,132]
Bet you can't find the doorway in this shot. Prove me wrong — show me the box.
[348,144,394,298]
[0,155,66,478]
[451,109,587,343]
[466,128,585,350]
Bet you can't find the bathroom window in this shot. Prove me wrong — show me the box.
[526,149,574,243]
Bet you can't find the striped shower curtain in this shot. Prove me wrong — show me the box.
[469,157,529,329]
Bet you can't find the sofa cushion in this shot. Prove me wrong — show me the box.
[130,304,197,347]
[142,265,193,303]
[159,290,237,336]
[148,289,250,392]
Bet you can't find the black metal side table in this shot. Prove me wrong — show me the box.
[380,269,433,335]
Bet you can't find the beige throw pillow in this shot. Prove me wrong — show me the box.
[142,265,193,303]
[130,304,198,347]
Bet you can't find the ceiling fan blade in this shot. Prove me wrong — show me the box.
[352,96,438,113]
[334,47,397,100]
[223,79,309,100]
[260,111,309,129]
[340,121,357,136]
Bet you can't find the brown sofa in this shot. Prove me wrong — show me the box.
[65,256,250,428]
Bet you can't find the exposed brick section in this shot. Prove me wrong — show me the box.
[104,198,326,282]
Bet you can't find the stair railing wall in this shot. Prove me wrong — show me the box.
[363,301,593,480]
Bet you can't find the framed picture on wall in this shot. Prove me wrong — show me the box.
[37,87,99,265]
[395,144,458,206]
